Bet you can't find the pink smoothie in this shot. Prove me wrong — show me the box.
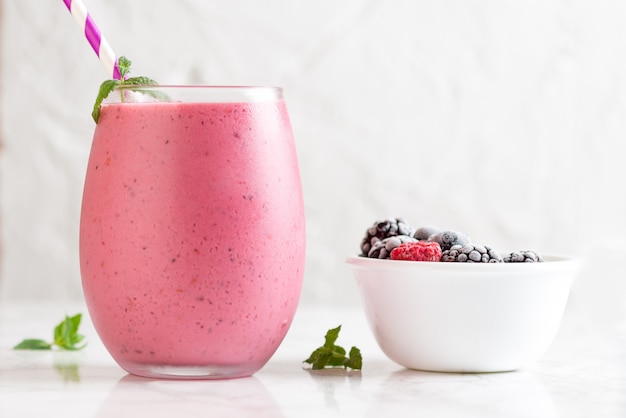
[80,95,305,378]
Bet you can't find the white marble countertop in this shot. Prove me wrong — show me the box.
[0,301,624,418]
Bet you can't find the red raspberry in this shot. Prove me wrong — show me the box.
[390,241,442,262]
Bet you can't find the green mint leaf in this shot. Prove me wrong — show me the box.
[303,347,325,364]
[304,325,362,370]
[123,77,170,103]
[92,79,120,123]
[14,313,86,351]
[67,313,85,347]
[92,56,165,123]
[124,76,159,85]
[324,325,341,348]
[53,315,72,347]
[54,314,86,351]
[117,56,132,79]
[326,346,348,367]
[345,346,363,370]
[311,351,332,370]
[13,339,52,350]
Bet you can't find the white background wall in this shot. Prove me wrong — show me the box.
[1,1,625,323]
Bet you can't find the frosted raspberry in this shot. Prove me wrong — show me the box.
[390,241,442,262]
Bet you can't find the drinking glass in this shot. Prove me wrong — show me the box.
[79,86,306,379]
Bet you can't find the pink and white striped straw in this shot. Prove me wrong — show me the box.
[62,0,122,80]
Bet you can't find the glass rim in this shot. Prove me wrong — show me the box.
[106,85,284,104]
[115,84,282,90]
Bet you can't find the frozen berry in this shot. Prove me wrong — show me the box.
[360,217,416,256]
[414,225,441,241]
[390,241,442,262]
[503,250,544,263]
[441,244,503,263]
[368,235,417,259]
[428,230,470,251]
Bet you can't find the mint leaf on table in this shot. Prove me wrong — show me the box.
[13,313,86,351]
[345,346,363,370]
[13,339,52,350]
[91,55,160,123]
[303,325,363,370]
[54,313,86,350]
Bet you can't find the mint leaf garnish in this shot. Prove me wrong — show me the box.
[92,79,120,123]
[124,76,159,85]
[122,76,170,102]
[117,56,132,79]
[91,56,160,123]
[303,325,362,370]
[14,314,86,351]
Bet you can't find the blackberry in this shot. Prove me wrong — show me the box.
[503,250,544,263]
[414,225,441,241]
[360,217,416,256]
[428,230,470,251]
[368,235,417,259]
[441,244,503,263]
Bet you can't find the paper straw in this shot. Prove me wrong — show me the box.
[62,0,122,80]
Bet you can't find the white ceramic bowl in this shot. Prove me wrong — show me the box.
[347,255,581,373]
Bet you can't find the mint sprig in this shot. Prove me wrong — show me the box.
[14,313,86,351]
[303,325,362,370]
[91,56,159,123]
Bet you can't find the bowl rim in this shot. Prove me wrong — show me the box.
[346,254,582,273]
